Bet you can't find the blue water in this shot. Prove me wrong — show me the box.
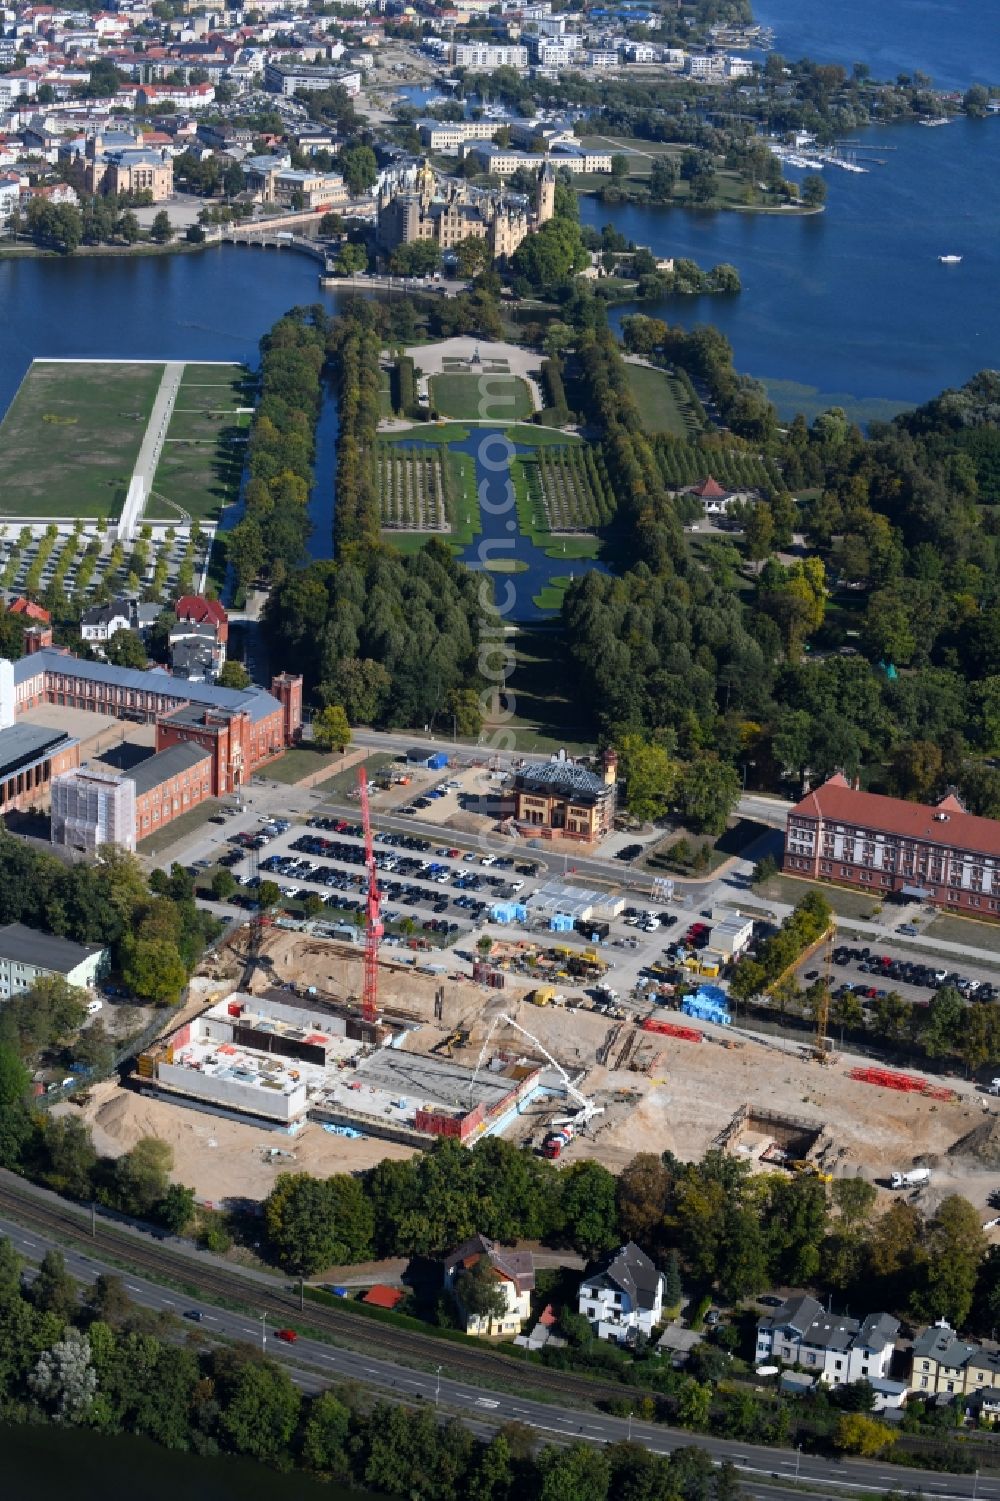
[755,0,1000,91]
[590,113,1000,422]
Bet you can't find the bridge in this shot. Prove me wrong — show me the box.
[220,229,332,269]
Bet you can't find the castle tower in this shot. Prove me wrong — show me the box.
[536,163,556,225]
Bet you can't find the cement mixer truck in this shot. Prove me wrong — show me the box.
[891,1168,931,1190]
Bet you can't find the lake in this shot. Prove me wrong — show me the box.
[0,1422,372,1501]
[755,0,999,92]
[589,112,1000,422]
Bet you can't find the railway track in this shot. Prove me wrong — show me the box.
[0,1177,639,1407]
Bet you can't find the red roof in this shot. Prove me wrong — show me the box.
[175,595,228,638]
[692,475,726,499]
[790,774,1000,859]
[362,1284,405,1309]
[9,597,50,623]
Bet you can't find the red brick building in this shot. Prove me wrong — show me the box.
[12,649,302,796]
[784,773,1000,917]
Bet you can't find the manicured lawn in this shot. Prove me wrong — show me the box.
[429,373,533,422]
[174,363,247,405]
[625,365,694,439]
[317,752,395,797]
[149,438,245,524]
[150,367,249,524]
[506,424,582,447]
[754,872,883,920]
[503,623,596,754]
[137,798,222,854]
[0,360,163,518]
[925,913,1000,955]
[381,531,451,555]
[532,574,574,611]
[268,745,350,785]
[384,423,470,444]
[542,533,602,560]
[165,407,248,444]
[379,368,393,419]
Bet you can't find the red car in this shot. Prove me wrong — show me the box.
[275,1328,298,1344]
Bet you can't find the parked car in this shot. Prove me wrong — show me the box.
[275,1328,298,1343]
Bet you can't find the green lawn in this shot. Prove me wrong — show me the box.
[429,373,533,422]
[381,531,454,555]
[384,423,470,444]
[542,533,602,560]
[754,873,884,920]
[625,365,695,438]
[505,424,582,447]
[148,439,245,524]
[532,574,574,611]
[925,913,1000,954]
[317,751,395,797]
[180,363,252,397]
[137,798,222,855]
[150,366,248,524]
[0,360,164,518]
[165,407,247,443]
[268,745,350,785]
[503,623,596,754]
[379,368,393,419]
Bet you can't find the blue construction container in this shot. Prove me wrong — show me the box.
[682,985,731,1026]
[428,752,449,770]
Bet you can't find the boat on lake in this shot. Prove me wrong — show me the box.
[939,254,963,264]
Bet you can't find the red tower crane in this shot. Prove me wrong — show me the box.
[358,767,382,1026]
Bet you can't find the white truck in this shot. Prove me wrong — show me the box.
[891,1168,931,1190]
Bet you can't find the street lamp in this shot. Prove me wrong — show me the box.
[435,1364,442,1406]
[259,1310,268,1353]
[795,1445,801,1481]
[627,1409,633,1442]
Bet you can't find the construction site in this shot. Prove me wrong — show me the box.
[72,769,1000,1213]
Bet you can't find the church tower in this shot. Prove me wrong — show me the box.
[536,163,556,225]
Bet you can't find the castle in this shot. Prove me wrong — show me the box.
[376,158,555,262]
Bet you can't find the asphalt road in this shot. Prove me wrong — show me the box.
[0,1196,994,1501]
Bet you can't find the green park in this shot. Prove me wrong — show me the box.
[0,360,163,518]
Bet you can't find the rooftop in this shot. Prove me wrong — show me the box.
[0,921,104,974]
[792,773,1000,859]
[514,760,611,801]
[13,649,281,724]
[0,721,75,776]
[351,1046,519,1114]
[126,740,211,799]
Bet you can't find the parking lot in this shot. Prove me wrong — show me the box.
[795,942,1000,1008]
[187,808,732,993]
[209,814,552,945]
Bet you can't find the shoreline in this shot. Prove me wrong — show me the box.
[0,238,216,262]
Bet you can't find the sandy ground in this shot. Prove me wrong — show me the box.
[81,1075,416,1206]
[83,924,1000,1216]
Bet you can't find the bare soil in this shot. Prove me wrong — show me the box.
[85,926,1000,1216]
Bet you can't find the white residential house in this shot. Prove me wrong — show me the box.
[756,1293,899,1387]
[81,596,159,645]
[443,1233,534,1339]
[578,1241,664,1344]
